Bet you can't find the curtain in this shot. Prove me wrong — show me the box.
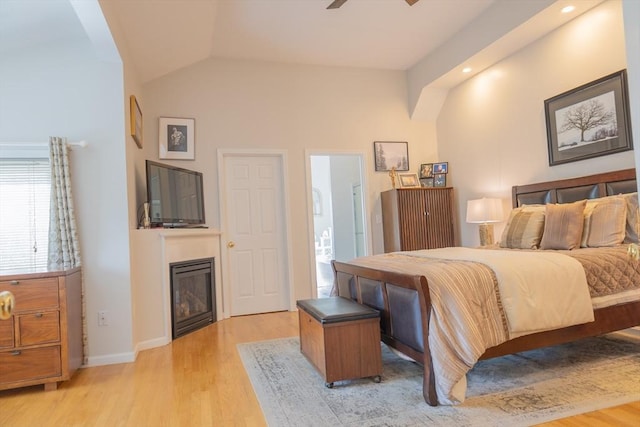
[48,136,87,364]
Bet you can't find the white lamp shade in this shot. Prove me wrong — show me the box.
[466,198,503,223]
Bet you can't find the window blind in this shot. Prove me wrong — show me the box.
[0,159,51,273]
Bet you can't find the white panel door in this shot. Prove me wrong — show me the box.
[224,155,289,316]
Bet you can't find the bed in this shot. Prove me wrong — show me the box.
[332,168,640,406]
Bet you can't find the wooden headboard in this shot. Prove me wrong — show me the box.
[512,168,637,208]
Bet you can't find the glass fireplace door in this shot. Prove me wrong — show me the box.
[170,258,215,339]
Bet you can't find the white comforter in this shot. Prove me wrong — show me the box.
[410,248,594,339]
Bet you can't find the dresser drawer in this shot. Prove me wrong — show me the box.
[0,318,14,349]
[0,278,59,312]
[17,311,60,346]
[0,346,62,383]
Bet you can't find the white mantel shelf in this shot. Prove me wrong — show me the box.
[131,228,223,354]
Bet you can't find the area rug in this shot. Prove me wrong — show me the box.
[237,333,640,426]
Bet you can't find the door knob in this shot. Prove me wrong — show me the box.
[0,290,15,320]
[227,241,235,248]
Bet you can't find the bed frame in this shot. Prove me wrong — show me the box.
[332,168,640,406]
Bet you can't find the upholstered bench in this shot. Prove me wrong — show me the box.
[296,296,382,388]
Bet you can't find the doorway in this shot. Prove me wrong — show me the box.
[308,153,368,298]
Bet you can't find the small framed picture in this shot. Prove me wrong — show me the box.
[420,178,434,187]
[419,163,433,178]
[130,95,143,149]
[434,173,447,187]
[374,141,409,172]
[159,117,195,160]
[398,173,420,188]
[433,162,448,174]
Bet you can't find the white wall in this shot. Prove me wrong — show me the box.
[330,155,361,261]
[623,0,640,184]
[310,156,333,244]
[437,0,636,247]
[142,58,437,303]
[0,35,134,363]
[99,0,150,360]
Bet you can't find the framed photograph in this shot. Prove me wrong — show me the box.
[433,162,448,174]
[419,163,433,178]
[544,70,633,166]
[420,178,434,187]
[130,95,143,149]
[374,141,409,172]
[398,173,420,188]
[434,173,447,187]
[159,117,195,160]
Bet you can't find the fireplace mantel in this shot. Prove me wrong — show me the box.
[131,228,222,352]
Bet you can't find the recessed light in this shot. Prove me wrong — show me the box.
[462,67,472,73]
[561,5,575,13]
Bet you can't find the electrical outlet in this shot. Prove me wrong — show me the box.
[98,310,109,326]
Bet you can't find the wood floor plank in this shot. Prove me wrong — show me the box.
[0,311,637,426]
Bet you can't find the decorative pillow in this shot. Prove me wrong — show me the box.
[539,200,586,250]
[623,192,640,244]
[580,198,599,247]
[586,196,627,247]
[499,208,545,249]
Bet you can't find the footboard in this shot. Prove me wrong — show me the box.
[332,259,640,407]
[332,260,439,406]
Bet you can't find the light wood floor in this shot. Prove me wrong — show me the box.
[0,311,638,426]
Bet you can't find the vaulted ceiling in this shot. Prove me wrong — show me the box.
[1,0,605,116]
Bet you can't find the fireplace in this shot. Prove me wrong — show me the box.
[170,257,216,339]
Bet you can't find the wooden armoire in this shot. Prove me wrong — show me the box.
[381,187,455,252]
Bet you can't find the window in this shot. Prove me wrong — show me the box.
[0,158,51,272]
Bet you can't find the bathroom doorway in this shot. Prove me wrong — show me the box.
[308,153,368,298]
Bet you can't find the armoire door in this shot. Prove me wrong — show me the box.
[396,189,428,251]
[424,189,454,249]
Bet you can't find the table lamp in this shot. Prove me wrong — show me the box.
[466,198,503,246]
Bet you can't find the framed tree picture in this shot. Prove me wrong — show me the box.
[374,141,409,172]
[544,70,633,166]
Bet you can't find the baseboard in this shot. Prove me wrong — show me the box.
[84,351,136,367]
[81,336,170,367]
[135,336,171,353]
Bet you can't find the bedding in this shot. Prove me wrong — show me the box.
[333,168,640,406]
[348,246,638,404]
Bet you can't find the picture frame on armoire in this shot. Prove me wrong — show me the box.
[434,174,447,187]
[398,173,420,188]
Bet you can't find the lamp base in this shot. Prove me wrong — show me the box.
[478,223,495,247]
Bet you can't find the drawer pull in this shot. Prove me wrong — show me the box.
[10,280,19,286]
[11,350,21,356]
[0,290,15,320]
[35,313,44,318]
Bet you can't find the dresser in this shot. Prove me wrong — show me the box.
[381,187,455,252]
[0,268,82,391]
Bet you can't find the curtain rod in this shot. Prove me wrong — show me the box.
[0,140,88,148]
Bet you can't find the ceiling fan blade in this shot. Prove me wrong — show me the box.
[327,0,348,9]
[405,0,420,5]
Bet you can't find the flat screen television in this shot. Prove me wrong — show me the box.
[145,160,205,227]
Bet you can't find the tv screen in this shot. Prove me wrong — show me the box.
[146,160,205,227]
